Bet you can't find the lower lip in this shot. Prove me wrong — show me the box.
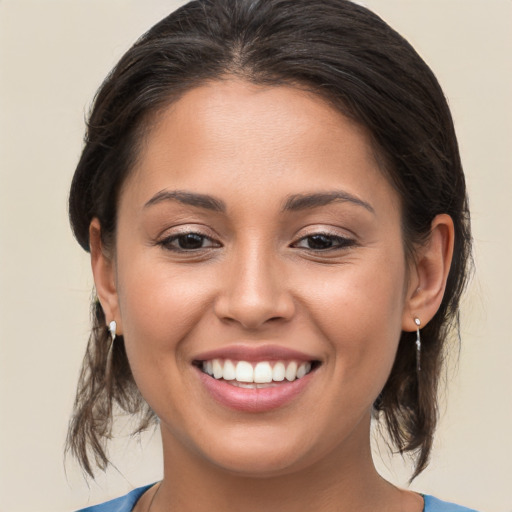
[196,368,315,413]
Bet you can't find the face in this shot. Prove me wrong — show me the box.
[104,80,415,476]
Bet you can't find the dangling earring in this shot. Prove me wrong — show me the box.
[414,317,421,372]
[106,320,117,385]
[108,320,117,342]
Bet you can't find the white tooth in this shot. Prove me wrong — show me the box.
[254,362,273,383]
[305,362,312,373]
[236,361,254,382]
[297,363,307,379]
[223,359,236,381]
[285,361,298,381]
[272,362,286,382]
[212,359,223,379]
[205,360,213,376]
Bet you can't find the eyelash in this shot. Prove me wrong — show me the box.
[158,232,221,252]
[292,232,356,251]
[158,230,355,253]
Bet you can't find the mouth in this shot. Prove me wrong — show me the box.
[194,358,320,388]
[192,346,322,412]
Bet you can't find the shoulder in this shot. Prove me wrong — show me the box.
[75,484,154,512]
[423,495,480,512]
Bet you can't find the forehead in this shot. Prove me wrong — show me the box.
[124,79,398,216]
[142,80,375,159]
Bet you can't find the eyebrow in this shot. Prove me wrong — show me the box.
[144,190,226,212]
[143,189,374,215]
[282,191,375,214]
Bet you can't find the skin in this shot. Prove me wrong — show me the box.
[91,80,454,512]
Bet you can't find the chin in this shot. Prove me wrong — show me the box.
[208,446,312,478]
[189,422,332,478]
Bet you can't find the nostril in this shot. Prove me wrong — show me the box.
[212,260,296,329]
[214,299,295,329]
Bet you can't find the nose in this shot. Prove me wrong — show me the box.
[213,244,295,330]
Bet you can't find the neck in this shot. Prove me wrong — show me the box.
[149,417,411,512]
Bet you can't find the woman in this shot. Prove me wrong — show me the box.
[67,0,475,510]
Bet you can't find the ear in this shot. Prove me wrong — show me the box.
[89,218,122,334]
[402,214,455,332]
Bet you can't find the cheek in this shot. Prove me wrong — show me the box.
[113,259,219,431]
[297,254,407,394]
[115,257,215,370]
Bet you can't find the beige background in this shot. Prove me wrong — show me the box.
[0,1,511,511]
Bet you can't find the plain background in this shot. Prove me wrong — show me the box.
[0,1,511,511]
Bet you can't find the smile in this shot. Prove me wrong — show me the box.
[193,350,321,412]
[200,359,314,387]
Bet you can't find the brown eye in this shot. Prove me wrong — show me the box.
[176,233,206,249]
[306,234,336,250]
[160,232,220,251]
[294,233,355,251]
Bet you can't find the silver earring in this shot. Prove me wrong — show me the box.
[414,317,421,372]
[106,320,117,385]
[108,320,117,342]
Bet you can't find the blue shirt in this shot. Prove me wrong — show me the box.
[76,484,479,512]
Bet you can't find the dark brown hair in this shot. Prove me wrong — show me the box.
[67,0,471,480]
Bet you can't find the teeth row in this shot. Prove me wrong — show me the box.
[202,359,312,383]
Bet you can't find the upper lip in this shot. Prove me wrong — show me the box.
[192,344,319,363]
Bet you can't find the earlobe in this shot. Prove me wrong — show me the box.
[89,218,122,333]
[402,214,454,332]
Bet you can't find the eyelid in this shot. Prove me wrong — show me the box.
[291,229,358,251]
[293,222,358,238]
[159,233,221,252]
[156,223,219,240]
[156,225,222,251]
